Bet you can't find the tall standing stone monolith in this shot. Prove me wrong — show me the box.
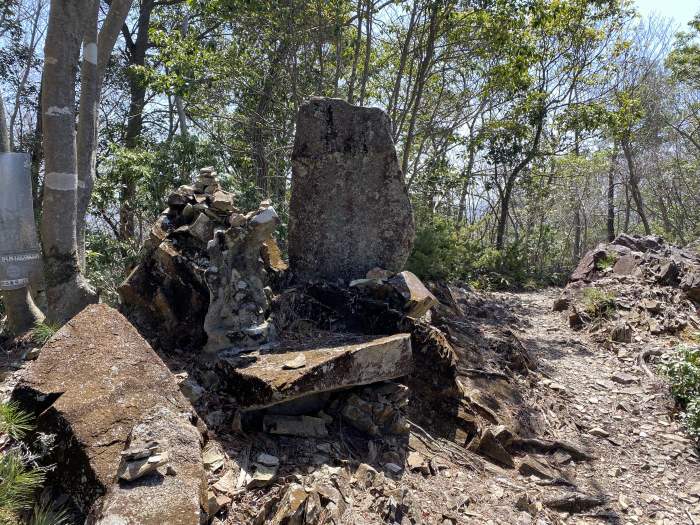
[288,97,415,282]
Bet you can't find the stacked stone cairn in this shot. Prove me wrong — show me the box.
[119,167,283,352]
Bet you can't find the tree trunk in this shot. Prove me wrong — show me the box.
[388,2,418,131]
[121,0,154,242]
[607,142,617,241]
[0,96,9,152]
[401,1,440,176]
[621,137,651,235]
[347,0,363,104]
[495,107,546,250]
[76,0,133,265]
[495,173,515,250]
[358,0,373,106]
[40,0,97,324]
[175,13,190,138]
[9,0,43,150]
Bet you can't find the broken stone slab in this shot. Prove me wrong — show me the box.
[12,304,207,524]
[467,427,514,468]
[388,271,438,318]
[611,372,637,385]
[217,333,413,411]
[681,266,700,302]
[610,321,633,343]
[518,455,559,480]
[288,97,415,282]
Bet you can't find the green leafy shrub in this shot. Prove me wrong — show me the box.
[582,287,616,318]
[662,346,700,437]
[596,253,618,271]
[407,218,530,290]
[28,496,71,525]
[0,452,46,524]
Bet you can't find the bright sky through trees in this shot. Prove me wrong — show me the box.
[635,0,697,26]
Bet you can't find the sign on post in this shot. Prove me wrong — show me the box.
[0,152,41,290]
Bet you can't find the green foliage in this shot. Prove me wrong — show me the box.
[582,287,616,318]
[662,346,700,437]
[85,232,139,307]
[596,253,618,271]
[28,496,71,525]
[407,217,530,290]
[0,402,34,440]
[31,323,60,347]
[0,452,45,524]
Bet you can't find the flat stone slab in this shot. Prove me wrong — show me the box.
[218,333,413,410]
[13,304,206,523]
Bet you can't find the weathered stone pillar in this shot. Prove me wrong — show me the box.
[0,152,44,333]
[288,97,415,282]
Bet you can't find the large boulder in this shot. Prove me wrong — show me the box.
[288,97,415,282]
[12,304,207,524]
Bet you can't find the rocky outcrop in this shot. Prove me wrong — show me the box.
[288,97,415,282]
[559,234,700,338]
[568,234,700,302]
[12,304,207,523]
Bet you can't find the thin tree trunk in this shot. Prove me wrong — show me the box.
[495,174,515,250]
[332,0,342,97]
[401,1,440,176]
[621,137,651,234]
[607,141,617,241]
[40,0,97,323]
[495,107,546,250]
[388,2,418,131]
[347,0,363,103]
[9,0,43,150]
[175,11,190,138]
[0,96,9,152]
[76,0,133,266]
[30,86,43,213]
[121,0,154,242]
[358,0,372,106]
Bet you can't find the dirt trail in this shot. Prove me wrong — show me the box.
[471,289,700,524]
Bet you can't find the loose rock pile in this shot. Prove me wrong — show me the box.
[556,234,700,340]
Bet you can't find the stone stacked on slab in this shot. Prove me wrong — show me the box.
[288,97,415,282]
[12,304,207,524]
